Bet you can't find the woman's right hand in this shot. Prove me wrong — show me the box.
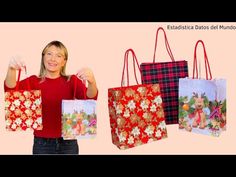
[5,56,26,88]
[9,56,26,70]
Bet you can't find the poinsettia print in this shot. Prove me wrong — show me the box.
[5,90,43,131]
[108,84,167,150]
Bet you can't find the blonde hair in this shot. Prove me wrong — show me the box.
[39,40,69,79]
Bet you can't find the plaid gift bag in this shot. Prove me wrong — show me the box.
[178,40,226,137]
[108,49,167,150]
[5,68,43,131]
[140,27,189,124]
[62,77,97,140]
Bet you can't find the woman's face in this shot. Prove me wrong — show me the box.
[43,45,66,75]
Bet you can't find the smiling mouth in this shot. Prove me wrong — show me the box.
[48,63,57,67]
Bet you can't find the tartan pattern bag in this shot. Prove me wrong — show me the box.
[178,40,226,137]
[108,49,167,150]
[5,68,43,131]
[140,27,188,124]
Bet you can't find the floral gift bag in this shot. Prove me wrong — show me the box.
[5,68,43,131]
[62,78,97,140]
[178,40,226,137]
[108,49,167,150]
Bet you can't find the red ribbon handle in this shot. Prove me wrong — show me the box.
[193,40,212,80]
[153,27,175,62]
[121,48,141,87]
[73,75,87,99]
[15,66,31,91]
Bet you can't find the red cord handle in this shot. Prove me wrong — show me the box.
[121,48,141,87]
[193,40,212,80]
[73,75,86,99]
[153,27,175,62]
[15,66,31,90]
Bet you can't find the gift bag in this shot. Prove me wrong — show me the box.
[108,49,167,150]
[62,77,97,140]
[5,68,43,131]
[178,40,226,137]
[140,27,189,124]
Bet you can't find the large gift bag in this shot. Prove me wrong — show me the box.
[5,68,43,131]
[62,77,97,140]
[108,49,167,150]
[140,27,189,124]
[178,40,226,137]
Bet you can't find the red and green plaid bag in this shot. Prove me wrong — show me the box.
[140,27,188,124]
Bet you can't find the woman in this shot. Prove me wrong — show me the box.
[4,40,98,154]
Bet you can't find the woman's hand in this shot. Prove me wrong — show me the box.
[76,67,96,85]
[5,56,26,88]
[9,55,26,70]
[76,68,98,98]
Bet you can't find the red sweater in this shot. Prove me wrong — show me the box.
[4,75,98,138]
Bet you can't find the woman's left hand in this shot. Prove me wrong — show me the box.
[76,68,96,85]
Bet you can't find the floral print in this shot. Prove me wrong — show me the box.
[123,109,130,118]
[154,96,162,105]
[140,100,149,110]
[108,84,167,150]
[5,90,43,131]
[127,100,136,110]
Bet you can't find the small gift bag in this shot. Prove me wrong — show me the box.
[62,77,97,140]
[108,49,167,150]
[178,40,226,137]
[5,68,43,131]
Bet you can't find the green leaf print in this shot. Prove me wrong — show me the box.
[221,99,226,113]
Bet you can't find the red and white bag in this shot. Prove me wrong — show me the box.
[5,68,43,131]
[108,49,168,150]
